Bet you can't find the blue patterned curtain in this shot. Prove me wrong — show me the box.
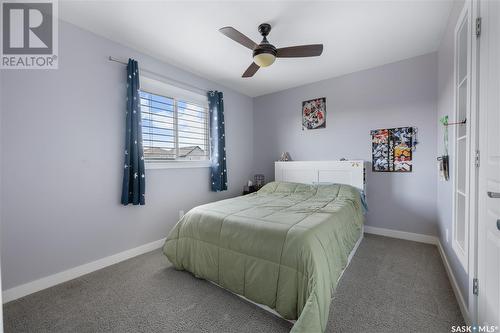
[121,59,145,205]
[208,91,227,192]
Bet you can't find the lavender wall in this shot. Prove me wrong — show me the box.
[253,53,438,236]
[0,21,254,290]
[436,0,468,304]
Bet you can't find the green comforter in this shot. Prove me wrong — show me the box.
[163,181,364,332]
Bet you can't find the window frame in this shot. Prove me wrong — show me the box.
[139,75,211,169]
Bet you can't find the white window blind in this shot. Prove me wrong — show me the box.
[139,77,209,163]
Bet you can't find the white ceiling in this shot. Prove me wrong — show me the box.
[59,1,453,97]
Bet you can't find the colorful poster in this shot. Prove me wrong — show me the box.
[371,127,413,172]
[302,97,326,130]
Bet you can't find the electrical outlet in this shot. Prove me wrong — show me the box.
[179,210,185,219]
[446,229,449,243]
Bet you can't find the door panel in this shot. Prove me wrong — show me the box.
[478,0,500,326]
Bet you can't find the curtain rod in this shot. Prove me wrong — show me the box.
[108,56,209,95]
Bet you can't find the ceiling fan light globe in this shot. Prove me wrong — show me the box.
[253,53,275,67]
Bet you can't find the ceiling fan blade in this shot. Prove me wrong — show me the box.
[219,27,258,50]
[276,44,323,58]
[242,62,260,78]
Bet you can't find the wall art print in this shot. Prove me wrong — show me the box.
[302,97,326,130]
[371,127,413,172]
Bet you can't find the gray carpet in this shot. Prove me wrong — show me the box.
[4,234,464,332]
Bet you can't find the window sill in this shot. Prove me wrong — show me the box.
[145,160,211,170]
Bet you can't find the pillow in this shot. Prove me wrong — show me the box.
[313,182,368,214]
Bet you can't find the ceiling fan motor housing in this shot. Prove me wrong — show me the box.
[253,43,277,58]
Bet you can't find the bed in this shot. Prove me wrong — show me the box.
[163,161,365,333]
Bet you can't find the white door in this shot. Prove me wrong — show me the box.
[478,0,500,327]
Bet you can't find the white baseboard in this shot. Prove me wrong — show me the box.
[436,241,471,324]
[364,225,438,245]
[2,238,166,303]
[364,225,470,324]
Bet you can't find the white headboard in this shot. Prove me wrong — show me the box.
[274,160,365,191]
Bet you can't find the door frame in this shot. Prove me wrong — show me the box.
[450,0,480,322]
[467,0,480,325]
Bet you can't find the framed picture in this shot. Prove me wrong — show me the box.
[302,97,326,130]
[371,127,413,172]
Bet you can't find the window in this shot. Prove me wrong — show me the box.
[139,76,210,167]
[452,4,471,271]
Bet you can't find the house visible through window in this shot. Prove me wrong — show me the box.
[139,77,209,163]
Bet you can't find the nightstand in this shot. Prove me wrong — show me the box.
[242,185,258,195]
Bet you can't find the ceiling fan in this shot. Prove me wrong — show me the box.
[219,23,323,78]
